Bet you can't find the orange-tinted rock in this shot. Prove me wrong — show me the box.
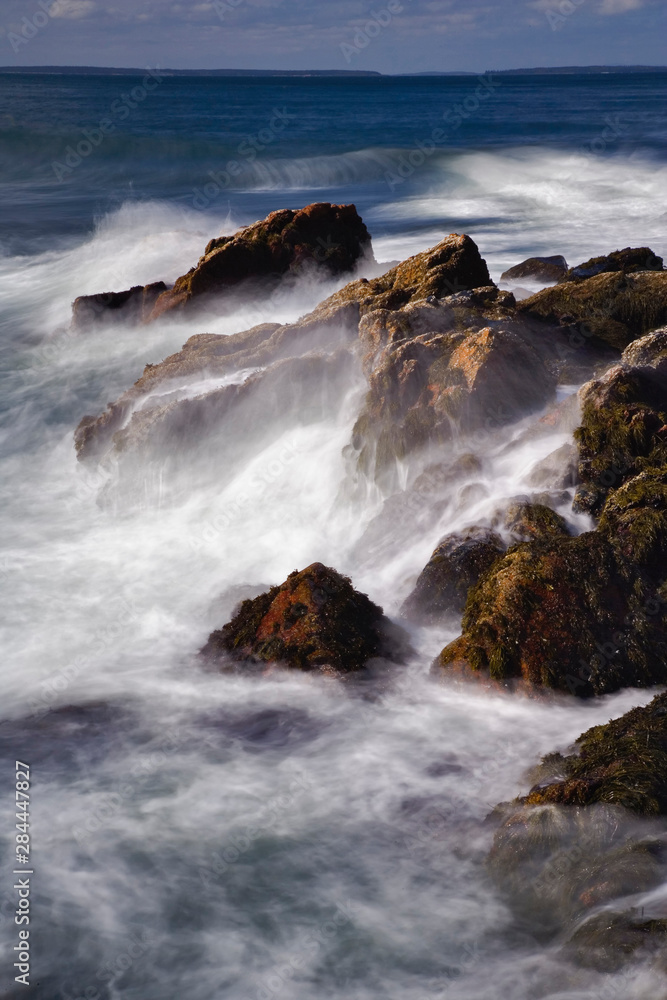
[501,255,567,283]
[149,202,373,319]
[201,562,409,674]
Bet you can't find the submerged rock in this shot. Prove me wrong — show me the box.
[559,246,663,283]
[149,202,373,319]
[72,282,167,328]
[519,269,667,351]
[201,562,409,674]
[500,255,568,283]
[401,526,505,624]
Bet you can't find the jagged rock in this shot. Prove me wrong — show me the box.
[525,442,578,490]
[519,269,667,351]
[149,202,374,319]
[201,562,409,674]
[559,246,663,283]
[72,282,167,328]
[500,255,568,283]
[400,526,505,624]
[502,500,570,542]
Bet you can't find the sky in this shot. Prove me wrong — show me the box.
[0,0,665,74]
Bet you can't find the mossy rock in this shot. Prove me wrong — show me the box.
[400,526,505,624]
[502,500,570,543]
[523,691,667,816]
[434,529,667,696]
[563,909,667,972]
[559,245,663,283]
[201,562,409,674]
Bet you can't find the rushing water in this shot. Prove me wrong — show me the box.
[1,72,667,999]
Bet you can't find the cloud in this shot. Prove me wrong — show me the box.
[597,0,644,12]
[48,0,97,18]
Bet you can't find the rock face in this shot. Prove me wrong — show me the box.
[500,255,568,283]
[519,269,667,351]
[201,563,409,674]
[559,246,663,283]
[149,203,373,319]
[401,526,505,624]
[72,282,167,328]
[502,500,570,543]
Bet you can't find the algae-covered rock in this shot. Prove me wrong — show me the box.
[522,691,667,815]
[559,246,663,283]
[434,527,667,696]
[501,255,568,283]
[149,202,373,319]
[201,562,409,674]
[519,270,667,351]
[400,526,505,624]
[574,338,667,514]
[502,500,570,543]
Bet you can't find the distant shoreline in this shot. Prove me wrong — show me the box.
[1,64,666,78]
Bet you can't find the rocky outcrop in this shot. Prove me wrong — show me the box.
[74,234,499,466]
[574,329,667,514]
[519,269,667,351]
[400,526,504,624]
[500,255,567,283]
[521,691,667,814]
[487,693,667,969]
[559,246,663,283]
[149,202,374,319]
[201,562,409,674]
[434,512,667,695]
[502,500,570,543]
[72,282,167,328]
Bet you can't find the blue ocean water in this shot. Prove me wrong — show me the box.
[1,73,667,1000]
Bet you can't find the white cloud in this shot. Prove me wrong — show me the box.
[598,0,644,12]
[49,0,97,18]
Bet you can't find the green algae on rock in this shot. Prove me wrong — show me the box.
[201,562,409,674]
[558,246,663,284]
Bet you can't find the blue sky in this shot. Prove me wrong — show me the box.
[0,0,664,73]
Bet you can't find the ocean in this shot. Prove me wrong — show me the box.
[1,71,667,999]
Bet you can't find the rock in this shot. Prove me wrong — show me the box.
[525,442,578,490]
[521,690,667,815]
[502,500,570,542]
[573,338,667,514]
[433,525,667,696]
[72,282,167,328]
[518,269,667,351]
[500,255,568,283]
[486,693,667,963]
[559,246,663,283]
[352,319,559,489]
[149,203,373,319]
[201,562,409,674]
[400,526,505,624]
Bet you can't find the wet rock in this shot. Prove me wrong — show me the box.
[522,691,667,815]
[559,246,663,283]
[573,341,667,514]
[519,269,667,351]
[500,255,568,283]
[502,500,570,542]
[525,442,578,490]
[72,281,167,328]
[563,909,667,972]
[400,526,505,624]
[434,526,667,696]
[352,321,558,488]
[149,202,374,319]
[201,562,409,675]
